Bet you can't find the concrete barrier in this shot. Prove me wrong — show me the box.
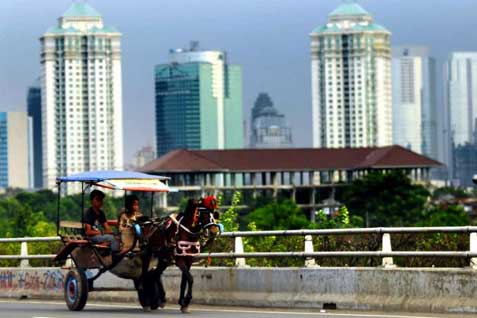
[0,267,476,313]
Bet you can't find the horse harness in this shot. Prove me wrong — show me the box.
[168,214,202,257]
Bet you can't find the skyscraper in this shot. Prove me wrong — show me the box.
[0,112,31,189]
[446,52,477,146]
[27,80,42,188]
[445,52,477,182]
[392,46,437,160]
[250,93,293,148]
[40,3,124,192]
[155,43,243,157]
[310,0,392,148]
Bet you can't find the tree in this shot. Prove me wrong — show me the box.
[246,199,315,230]
[340,171,430,227]
[432,187,470,200]
[417,205,470,227]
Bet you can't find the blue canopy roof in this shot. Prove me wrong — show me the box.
[57,170,169,182]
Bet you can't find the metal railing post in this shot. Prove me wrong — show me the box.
[20,240,30,268]
[234,236,247,268]
[304,235,318,268]
[470,232,477,269]
[381,233,395,268]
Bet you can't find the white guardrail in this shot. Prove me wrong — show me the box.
[2,226,477,268]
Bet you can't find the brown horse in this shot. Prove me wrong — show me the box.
[136,198,220,312]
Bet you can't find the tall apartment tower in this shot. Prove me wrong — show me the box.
[310,0,392,148]
[445,52,477,181]
[392,46,437,159]
[250,93,293,148]
[155,42,243,157]
[27,81,43,188]
[40,3,124,192]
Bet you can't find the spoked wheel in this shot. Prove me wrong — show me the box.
[64,269,88,311]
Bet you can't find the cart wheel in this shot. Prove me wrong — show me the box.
[64,269,88,311]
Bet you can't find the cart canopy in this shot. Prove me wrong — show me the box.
[57,170,176,192]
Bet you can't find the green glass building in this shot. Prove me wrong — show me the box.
[155,46,243,157]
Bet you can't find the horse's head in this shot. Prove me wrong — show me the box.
[198,196,221,238]
[181,197,221,238]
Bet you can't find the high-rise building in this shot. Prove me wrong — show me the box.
[250,93,293,148]
[155,42,243,157]
[27,80,43,188]
[310,0,392,148]
[0,112,31,189]
[40,3,124,192]
[446,53,477,147]
[131,146,155,169]
[392,46,437,160]
[445,52,477,182]
[454,144,477,187]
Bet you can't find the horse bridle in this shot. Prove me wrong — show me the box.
[169,208,218,238]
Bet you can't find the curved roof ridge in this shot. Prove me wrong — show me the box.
[329,0,370,17]
[62,2,101,18]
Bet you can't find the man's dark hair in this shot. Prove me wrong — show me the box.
[90,189,105,201]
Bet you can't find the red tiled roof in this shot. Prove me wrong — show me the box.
[141,146,442,173]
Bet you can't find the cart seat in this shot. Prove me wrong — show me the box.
[55,239,89,262]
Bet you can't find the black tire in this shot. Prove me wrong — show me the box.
[64,269,88,311]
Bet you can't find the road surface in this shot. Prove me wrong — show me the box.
[0,299,472,318]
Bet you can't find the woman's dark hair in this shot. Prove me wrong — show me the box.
[125,194,139,215]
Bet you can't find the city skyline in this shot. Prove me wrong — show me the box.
[2,0,477,161]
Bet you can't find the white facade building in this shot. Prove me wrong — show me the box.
[392,46,437,160]
[310,0,392,148]
[40,3,123,192]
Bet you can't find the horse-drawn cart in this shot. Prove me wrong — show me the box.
[54,170,221,312]
[54,171,173,311]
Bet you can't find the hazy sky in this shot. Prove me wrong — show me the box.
[1,0,477,162]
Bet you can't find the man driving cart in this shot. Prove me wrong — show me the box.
[84,189,119,252]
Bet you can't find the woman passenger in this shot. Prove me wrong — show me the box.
[118,195,143,254]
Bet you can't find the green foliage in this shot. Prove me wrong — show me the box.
[219,191,241,232]
[246,199,316,230]
[417,205,470,227]
[341,171,430,227]
[432,187,470,200]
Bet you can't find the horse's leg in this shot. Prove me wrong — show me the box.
[134,278,151,311]
[139,248,151,290]
[157,262,168,306]
[151,261,168,310]
[177,258,193,313]
[183,261,193,307]
[176,258,187,312]
[134,248,152,311]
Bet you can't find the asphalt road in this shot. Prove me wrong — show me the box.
[0,300,472,318]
